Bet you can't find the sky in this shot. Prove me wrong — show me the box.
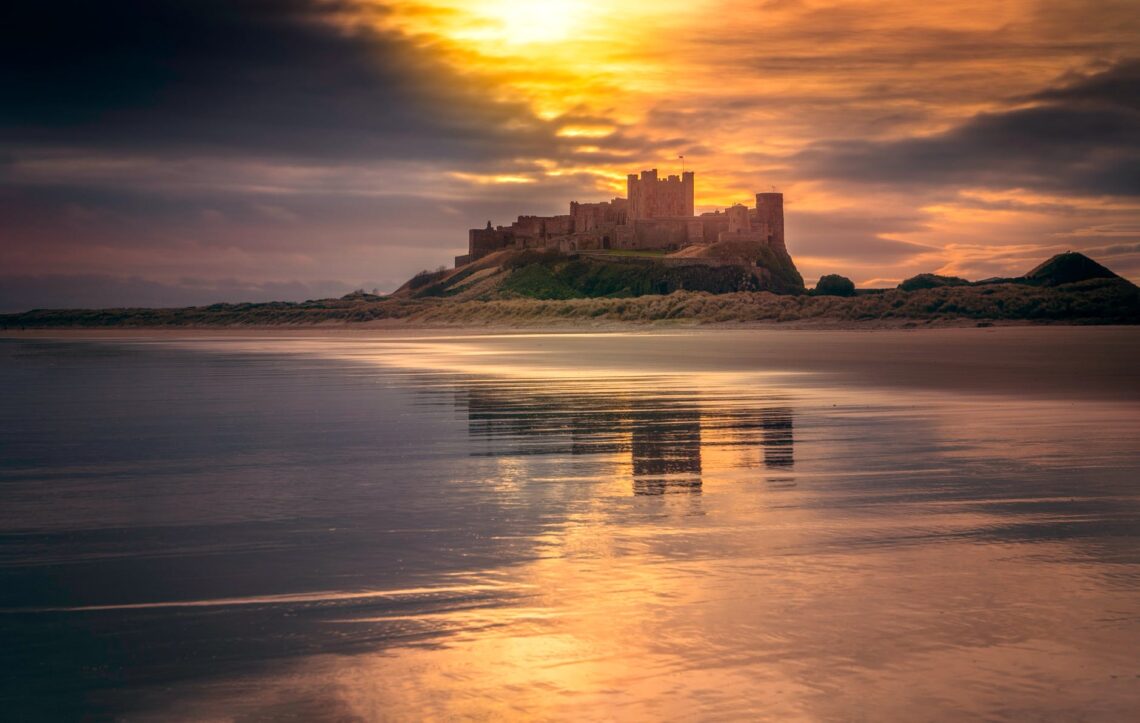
[2,0,1138,310]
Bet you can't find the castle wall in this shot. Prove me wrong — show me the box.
[626,218,693,250]
[570,198,626,233]
[687,219,704,245]
[546,215,573,237]
[696,213,730,243]
[563,226,621,253]
[512,216,544,239]
[512,214,572,243]
[468,225,510,261]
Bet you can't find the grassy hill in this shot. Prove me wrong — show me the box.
[397,247,804,301]
[1024,251,1121,286]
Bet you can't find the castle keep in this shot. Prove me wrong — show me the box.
[455,170,786,266]
[628,169,694,219]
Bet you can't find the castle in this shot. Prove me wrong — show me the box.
[455,169,786,266]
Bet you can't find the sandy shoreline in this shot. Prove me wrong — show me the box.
[0,316,1092,339]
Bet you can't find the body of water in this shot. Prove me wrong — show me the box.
[1,328,1138,720]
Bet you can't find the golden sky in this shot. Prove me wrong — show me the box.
[1,0,1137,306]
[366,0,1140,285]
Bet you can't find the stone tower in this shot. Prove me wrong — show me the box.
[755,192,785,254]
[726,204,750,233]
[627,169,695,220]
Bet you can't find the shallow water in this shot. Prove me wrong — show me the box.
[1,328,1138,720]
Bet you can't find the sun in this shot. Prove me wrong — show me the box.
[369,0,623,116]
[374,0,596,49]
[465,0,586,45]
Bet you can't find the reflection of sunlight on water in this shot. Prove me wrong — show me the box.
[57,333,1140,720]
[160,533,1140,721]
[6,579,524,614]
[157,333,815,386]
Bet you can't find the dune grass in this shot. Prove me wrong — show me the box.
[4,277,1136,328]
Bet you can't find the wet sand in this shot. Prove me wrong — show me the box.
[1,327,1138,720]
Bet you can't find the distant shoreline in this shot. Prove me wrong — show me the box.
[3,275,1139,331]
[7,250,1136,330]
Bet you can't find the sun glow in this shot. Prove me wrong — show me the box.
[470,0,586,45]
[449,171,536,185]
[380,0,595,46]
[363,0,810,204]
[368,0,634,120]
[556,125,616,139]
[349,1,1140,285]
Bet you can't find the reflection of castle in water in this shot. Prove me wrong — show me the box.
[456,380,794,495]
[631,402,703,495]
[762,408,794,468]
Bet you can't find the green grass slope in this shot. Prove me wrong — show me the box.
[489,250,804,299]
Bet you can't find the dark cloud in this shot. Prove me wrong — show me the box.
[1029,59,1140,110]
[0,0,562,163]
[794,61,1140,196]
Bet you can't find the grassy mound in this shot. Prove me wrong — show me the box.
[814,274,856,296]
[899,273,970,291]
[1024,252,1120,286]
